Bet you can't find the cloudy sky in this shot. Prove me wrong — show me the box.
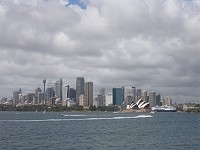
[0,0,200,103]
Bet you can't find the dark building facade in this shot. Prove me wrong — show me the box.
[112,87,123,106]
[76,77,85,104]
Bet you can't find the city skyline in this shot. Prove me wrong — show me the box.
[0,0,200,103]
[2,76,168,108]
[0,77,179,105]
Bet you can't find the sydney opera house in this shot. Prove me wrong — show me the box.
[127,98,150,110]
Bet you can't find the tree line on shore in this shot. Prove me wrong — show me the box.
[0,104,119,112]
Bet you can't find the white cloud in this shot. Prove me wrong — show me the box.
[0,0,200,103]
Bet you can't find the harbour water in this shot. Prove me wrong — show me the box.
[0,111,200,150]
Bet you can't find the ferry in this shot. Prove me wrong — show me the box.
[151,105,177,112]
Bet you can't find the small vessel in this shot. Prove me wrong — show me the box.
[151,105,177,112]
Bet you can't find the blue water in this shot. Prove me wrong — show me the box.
[0,111,200,150]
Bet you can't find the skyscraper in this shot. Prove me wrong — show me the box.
[85,82,93,106]
[76,77,85,104]
[149,91,156,107]
[156,93,161,106]
[79,94,87,107]
[38,92,44,105]
[13,91,20,106]
[105,93,113,106]
[142,90,148,102]
[112,87,123,106]
[162,96,172,106]
[94,94,105,106]
[136,89,142,100]
[99,88,105,96]
[53,78,63,102]
[62,85,70,100]
[123,86,136,103]
[45,87,55,101]
[69,88,76,101]
[35,87,42,96]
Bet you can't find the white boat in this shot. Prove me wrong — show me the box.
[151,105,177,112]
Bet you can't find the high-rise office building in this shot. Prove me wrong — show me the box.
[76,77,85,104]
[85,82,93,106]
[38,92,44,105]
[124,86,136,103]
[69,88,76,101]
[53,78,63,100]
[162,96,172,106]
[112,87,123,106]
[156,93,161,106]
[35,87,42,96]
[105,94,113,106]
[79,94,87,107]
[142,90,148,102]
[136,89,142,100]
[149,91,156,107]
[62,85,70,100]
[93,94,105,107]
[99,88,105,96]
[27,93,35,104]
[45,87,55,101]
[13,91,20,106]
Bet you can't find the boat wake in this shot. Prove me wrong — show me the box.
[0,115,152,122]
[61,114,86,117]
[134,115,153,118]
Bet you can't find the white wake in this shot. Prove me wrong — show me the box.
[0,115,152,122]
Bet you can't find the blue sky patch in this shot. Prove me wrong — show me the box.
[66,0,87,9]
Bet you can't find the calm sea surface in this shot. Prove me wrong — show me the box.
[0,111,200,150]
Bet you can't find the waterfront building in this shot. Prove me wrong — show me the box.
[183,103,197,111]
[85,82,93,106]
[149,91,156,107]
[76,77,85,104]
[112,87,123,106]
